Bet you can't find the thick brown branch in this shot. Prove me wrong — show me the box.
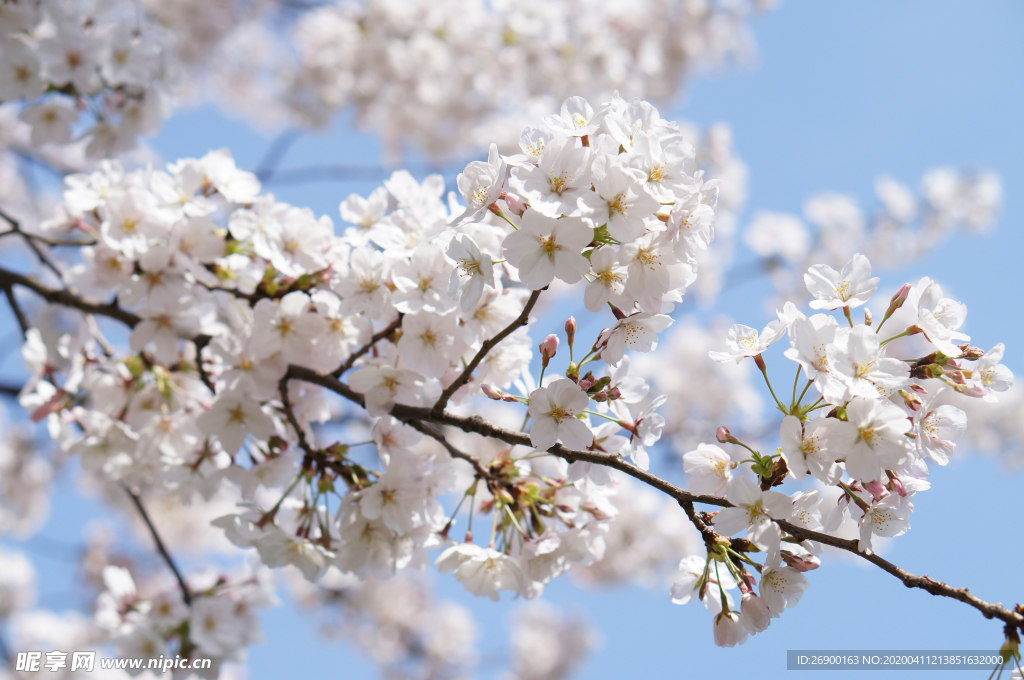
[122,485,192,605]
[332,314,404,378]
[0,265,141,328]
[431,289,542,416]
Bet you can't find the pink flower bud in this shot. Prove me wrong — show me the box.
[539,334,558,368]
[910,384,928,394]
[565,317,577,346]
[782,551,821,572]
[889,475,907,498]
[502,191,528,216]
[863,480,886,502]
[898,389,923,412]
[578,378,593,391]
[946,370,966,385]
[592,391,608,402]
[887,283,912,315]
[481,384,503,400]
[607,386,621,400]
[716,426,734,444]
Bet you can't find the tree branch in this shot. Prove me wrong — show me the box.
[285,363,1024,631]
[122,485,192,605]
[2,283,30,338]
[431,289,542,416]
[402,418,497,481]
[332,314,404,378]
[0,265,141,328]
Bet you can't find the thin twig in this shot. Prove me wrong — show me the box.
[403,419,496,480]
[432,289,542,416]
[254,129,302,183]
[0,206,65,281]
[0,265,141,328]
[2,283,30,338]
[122,485,192,605]
[332,314,404,377]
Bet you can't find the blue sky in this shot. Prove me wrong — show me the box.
[5,1,1024,679]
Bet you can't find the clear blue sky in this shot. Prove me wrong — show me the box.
[5,2,1023,679]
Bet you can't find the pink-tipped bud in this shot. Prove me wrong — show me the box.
[910,384,928,394]
[609,304,627,321]
[781,551,821,572]
[501,394,519,402]
[592,391,608,402]
[716,426,735,444]
[887,283,912,315]
[607,386,621,400]
[946,369,966,385]
[578,378,593,391]
[888,473,907,498]
[863,480,886,502]
[961,346,985,361]
[898,389,923,412]
[954,384,987,398]
[565,317,577,347]
[539,334,559,368]
[503,191,528,217]
[481,384,503,400]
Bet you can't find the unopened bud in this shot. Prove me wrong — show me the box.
[481,384,503,400]
[898,389,923,412]
[565,317,577,347]
[578,378,593,391]
[502,191,528,216]
[887,283,912,315]
[961,346,985,361]
[863,479,886,502]
[716,426,737,444]
[592,391,608,402]
[607,386,621,400]
[887,471,907,497]
[910,384,928,394]
[781,551,821,572]
[608,304,627,321]
[539,334,559,367]
[864,309,873,326]
[946,369,966,385]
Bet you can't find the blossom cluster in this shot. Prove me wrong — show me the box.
[232,0,769,156]
[96,565,275,678]
[13,95,716,621]
[672,253,1013,645]
[0,0,177,157]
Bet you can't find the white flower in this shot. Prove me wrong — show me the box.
[196,389,275,455]
[599,311,674,366]
[682,443,733,496]
[502,210,592,290]
[509,136,592,218]
[709,317,789,364]
[913,394,966,466]
[804,253,879,310]
[358,468,424,534]
[397,311,463,378]
[741,594,772,634]
[758,551,809,615]
[452,143,507,226]
[583,247,628,312]
[254,529,331,582]
[446,234,495,312]
[829,397,912,482]
[828,325,910,400]
[436,544,525,601]
[392,244,457,314]
[910,277,969,356]
[974,343,1013,401]
[712,477,792,551]
[528,379,594,451]
[543,96,607,138]
[249,292,328,364]
[713,611,748,647]
[783,311,845,403]
[188,597,246,657]
[19,101,79,147]
[577,155,660,242]
[348,366,428,417]
[854,493,911,553]
[779,415,841,484]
